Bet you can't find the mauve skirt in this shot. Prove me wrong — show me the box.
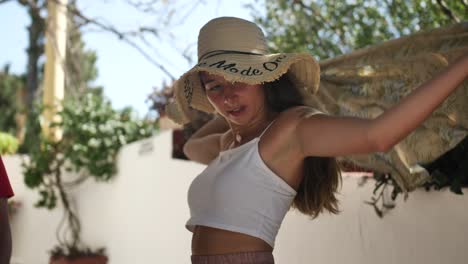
[191,251,275,264]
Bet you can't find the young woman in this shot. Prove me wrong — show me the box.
[166,17,468,264]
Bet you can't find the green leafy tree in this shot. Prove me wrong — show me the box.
[1,0,187,156]
[0,65,26,140]
[249,0,467,60]
[5,0,102,154]
[65,3,101,96]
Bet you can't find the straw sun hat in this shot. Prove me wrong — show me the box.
[166,16,320,124]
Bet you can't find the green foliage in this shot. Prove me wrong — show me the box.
[65,6,102,96]
[0,132,19,155]
[23,89,157,210]
[0,66,26,137]
[422,136,468,195]
[13,2,103,155]
[359,173,401,218]
[363,134,468,217]
[248,0,468,60]
[18,102,42,154]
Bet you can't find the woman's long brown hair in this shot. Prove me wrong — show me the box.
[264,74,342,219]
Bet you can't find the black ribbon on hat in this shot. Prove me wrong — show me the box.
[198,50,265,62]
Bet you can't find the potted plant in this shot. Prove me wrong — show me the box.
[22,89,156,263]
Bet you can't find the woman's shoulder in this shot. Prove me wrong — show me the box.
[277,106,327,123]
[266,106,328,141]
[263,106,324,140]
[258,107,325,173]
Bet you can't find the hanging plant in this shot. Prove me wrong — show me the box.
[363,135,468,217]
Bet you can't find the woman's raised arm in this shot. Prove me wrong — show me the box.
[183,115,229,164]
[295,53,468,158]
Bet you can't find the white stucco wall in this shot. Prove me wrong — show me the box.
[4,131,468,264]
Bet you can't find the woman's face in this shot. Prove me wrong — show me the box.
[200,71,267,125]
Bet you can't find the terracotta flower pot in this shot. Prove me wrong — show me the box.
[49,255,108,264]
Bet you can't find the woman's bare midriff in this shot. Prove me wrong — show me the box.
[191,225,273,255]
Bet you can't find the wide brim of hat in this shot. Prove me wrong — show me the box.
[166,52,320,124]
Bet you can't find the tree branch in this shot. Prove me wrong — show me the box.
[124,0,160,13]
[67,4,176,80]
[16,0,177,80]
[436,0,460,23]
[0,0,14,5]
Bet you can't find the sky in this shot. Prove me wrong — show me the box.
[0,0,261,117]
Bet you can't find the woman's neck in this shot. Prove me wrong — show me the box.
[228,110,278,145]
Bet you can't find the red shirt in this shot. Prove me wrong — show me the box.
[0,156,14,198]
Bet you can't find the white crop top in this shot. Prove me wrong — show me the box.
[185,120,297,248]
